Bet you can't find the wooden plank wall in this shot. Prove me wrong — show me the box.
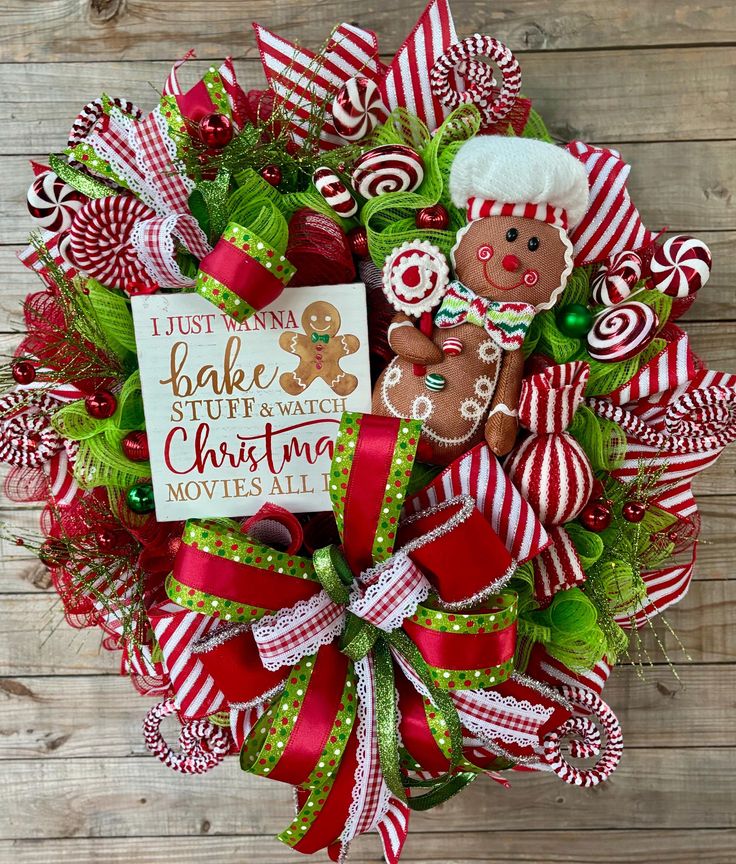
[0,2,734,861]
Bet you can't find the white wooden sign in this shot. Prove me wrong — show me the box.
[132,285,371,521]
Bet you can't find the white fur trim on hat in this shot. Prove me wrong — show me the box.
[449,136,590,231]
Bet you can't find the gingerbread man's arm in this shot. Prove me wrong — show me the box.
[337,334,360,355]
[484,348,525,457]
[387,314,443,365]
[279,331,308,353]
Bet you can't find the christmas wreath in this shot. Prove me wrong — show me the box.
[4,2,734,861]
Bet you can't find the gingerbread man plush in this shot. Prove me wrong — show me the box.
[372,136,590,465]
[280,300,360,396]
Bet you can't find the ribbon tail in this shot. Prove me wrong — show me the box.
[340,652,393,846]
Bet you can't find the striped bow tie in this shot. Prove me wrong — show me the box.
[434,282,535,351]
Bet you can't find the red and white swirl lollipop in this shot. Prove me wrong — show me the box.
[331,76,387,142]
[650,235,712,298]
[312,167,358,217]
[70,195,156,289]
[587,301,659,363]
[26,172,85,233]
[351,145,425,198]
[430,35,521,127]
[382,240,449,316]
[591,250,642,306]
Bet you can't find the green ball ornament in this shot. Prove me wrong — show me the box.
[126,483,155,514]
[557,303,593,338]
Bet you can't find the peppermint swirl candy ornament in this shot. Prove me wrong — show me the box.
[351,145,425,198]
[587,301,659,363]
[382,240,449,316]
[591,251,642,306]
[430,35,521,127]
[26,172,85,233]
[70,195,156,289]
[312,167,358,217]
[331,76,386,142]
[650,235,712,298]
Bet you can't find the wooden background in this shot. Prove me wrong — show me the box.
[0,1,734,861]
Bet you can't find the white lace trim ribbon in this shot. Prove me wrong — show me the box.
[350,552,431,633]
[251,590,345,671]
[341,653,393,846]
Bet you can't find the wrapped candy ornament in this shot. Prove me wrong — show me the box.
[505,361,594,526]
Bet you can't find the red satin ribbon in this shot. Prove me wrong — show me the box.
[176,79,219,124]
[199,238,286,310]
[396,674,450,773]
[403,618,517,671]
[342,414,403,575]
[293,731,359,855]
[267,644,350,785]
[197,628,285,706]
[174,543,319,610]
[399,502,513,605]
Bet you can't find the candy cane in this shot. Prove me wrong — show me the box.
[143,698,231,774]
[430,35,522,127]
[543,687,623,787]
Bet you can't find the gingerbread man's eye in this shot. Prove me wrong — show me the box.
[477,245,493,261]
[505,228,519,242]
[325,315,331,322]
[527,236,540,251]
[310,315,317,322]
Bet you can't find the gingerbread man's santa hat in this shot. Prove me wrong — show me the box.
[449,136,590,234]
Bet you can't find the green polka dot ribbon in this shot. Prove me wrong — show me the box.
[166,518,319,619]
[404,594,518,690]
[195,222,296,321]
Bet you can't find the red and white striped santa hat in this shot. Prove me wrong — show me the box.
[449,136,590,232]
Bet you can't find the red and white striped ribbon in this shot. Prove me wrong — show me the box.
[406,442,549,564]
[148,600,227,719]
[254,22,382,151]
[532,526,586,601]
[566,141,655,265]
[380,0,458,132]
[614,550,696,628]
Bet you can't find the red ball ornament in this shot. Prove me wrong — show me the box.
[97,529,126,553]
[622,500,647,523]
[121,430,150,462]
[12,360,37,385]
[579,500,613,532]
[197,113,233,149]
[261,164,282,187]
[39,539,70,568]
[85,389,117,419]
[416,204,449,231]
[348,226,369,258]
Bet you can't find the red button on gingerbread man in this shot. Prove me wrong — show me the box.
[279,300,360,396]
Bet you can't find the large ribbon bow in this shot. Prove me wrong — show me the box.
[434,281,535,350]
[157,412,623,861]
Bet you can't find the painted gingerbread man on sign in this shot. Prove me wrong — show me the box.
[279,301,360,396]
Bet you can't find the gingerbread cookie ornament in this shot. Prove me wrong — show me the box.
[372,135,590,465]
[280,300,360,396]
